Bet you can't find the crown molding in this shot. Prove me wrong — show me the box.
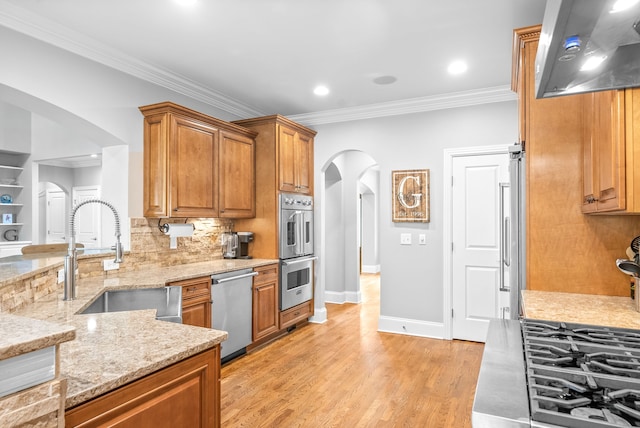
[0,2,265,118]
[287,86,517,126]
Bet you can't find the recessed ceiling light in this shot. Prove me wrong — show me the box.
[174,0,197,6]
[90,154,98,158]
[313,85,330,96]
[447,60,468,75]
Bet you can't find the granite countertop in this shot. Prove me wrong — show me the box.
[522,289,640,329]
[7,258,278,409]
[0,313,75,360]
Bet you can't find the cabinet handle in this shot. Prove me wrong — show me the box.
[173,208,179,211]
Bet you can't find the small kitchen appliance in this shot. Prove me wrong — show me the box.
[236,231,253,259]
[221,231,238,259]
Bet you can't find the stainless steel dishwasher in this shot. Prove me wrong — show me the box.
[211,268,257,363]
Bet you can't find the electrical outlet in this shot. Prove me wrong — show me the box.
[57,269,64,283]
[419,234,426,245]
[103,260,120,271]
[400,233,412,245]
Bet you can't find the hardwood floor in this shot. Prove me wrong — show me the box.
[220,274,484,427]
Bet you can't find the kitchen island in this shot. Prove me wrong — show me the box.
[522,289,640,329]
[1,255,277,426]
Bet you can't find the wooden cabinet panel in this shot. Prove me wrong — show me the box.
[295,133,313,194]
[279,300,313,330]
[219,131,255,218]
[252,264,279,341]
[278,126,297,193]
[140,102,257,219]
[65,347,220,428]
[582,90,626,212]
[142,113,169,217]
[168,276,212,328]
[170,116,219,218]
[278,124,314,194]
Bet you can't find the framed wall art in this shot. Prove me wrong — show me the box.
[2,213,13,224]
[392,169,430,223]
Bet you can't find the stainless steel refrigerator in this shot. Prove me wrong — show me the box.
[502,143,526,320]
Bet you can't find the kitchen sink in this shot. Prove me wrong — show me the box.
[78,286,183,323]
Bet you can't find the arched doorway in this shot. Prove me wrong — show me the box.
[320,150,379,306]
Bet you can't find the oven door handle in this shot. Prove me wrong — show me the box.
[282,256,318,266]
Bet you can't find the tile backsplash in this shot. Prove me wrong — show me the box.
[116,217,233,271]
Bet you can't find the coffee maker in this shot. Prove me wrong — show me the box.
[236,232,254,259]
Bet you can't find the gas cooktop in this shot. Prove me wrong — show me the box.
[523,319,640,427]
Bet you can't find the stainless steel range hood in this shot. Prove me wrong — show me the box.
[535,0,640,99]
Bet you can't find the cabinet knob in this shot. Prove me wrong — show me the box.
[173,208,179,212]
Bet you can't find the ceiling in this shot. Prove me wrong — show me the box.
[0,0,547,123]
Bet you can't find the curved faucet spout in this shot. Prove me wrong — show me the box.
[63,199,124,301]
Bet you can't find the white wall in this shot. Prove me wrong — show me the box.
[313,101,518,338]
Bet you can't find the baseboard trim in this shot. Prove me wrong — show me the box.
[378,316,446,339]
[309,306,327,324]
[325,290,362,304]
[361,265,380,274]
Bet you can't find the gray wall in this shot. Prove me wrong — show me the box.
[313,102,518,337]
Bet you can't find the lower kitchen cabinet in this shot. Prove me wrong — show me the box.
[252,263,279,341]
[65,347,221,428]
[168,276,212,328]
[280,300,313,330]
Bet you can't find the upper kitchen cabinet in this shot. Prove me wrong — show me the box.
[139,102,257,218]
[233,115,316,195]
[582,90,626,213]
[582,88,640,214]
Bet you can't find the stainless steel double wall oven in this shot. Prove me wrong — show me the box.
[279,192,315,311]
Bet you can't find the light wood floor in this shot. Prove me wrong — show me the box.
[220,274,484,427]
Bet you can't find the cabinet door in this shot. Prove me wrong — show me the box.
[183,299,212,328]
[252,264,279,341]
[582,93,598,213]
[143,113,169,217]
[294,133,313,194]
[278,126,297,193]
[594,90,626,212]
[169,115,219,217]
[219,131,255,218]
[65,347,220,428]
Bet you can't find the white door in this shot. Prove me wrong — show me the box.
[46,190,66,243]
[72,186,101,248]
[452,153,509,342]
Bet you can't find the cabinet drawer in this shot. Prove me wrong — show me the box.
[279,300,312,328]
[168,277,211,300]
[253,264,278,286]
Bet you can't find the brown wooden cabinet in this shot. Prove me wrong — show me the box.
[65,347,220,428]
[513,25,640,297]
[168,276,212,328]
[252,263,279,341]
[232,115,317,259]
[582,90,626,213]
[278,125,313,194]
[581,88,640,214]
[140,102,256,218]
[279,300,313,330]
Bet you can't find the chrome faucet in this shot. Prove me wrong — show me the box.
[63,199,123,301]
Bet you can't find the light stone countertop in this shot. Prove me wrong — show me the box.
[522,289,640,329]
[0,313,75,360]
[6,258,278,408]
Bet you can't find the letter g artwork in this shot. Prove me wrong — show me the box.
[392,169,430,223]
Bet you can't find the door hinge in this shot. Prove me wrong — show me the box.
[451,176,454,186]
[451,242,454,252]
[451,309,454,318]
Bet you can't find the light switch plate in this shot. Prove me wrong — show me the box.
[400,233,412,245]
[419,234,426,245]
